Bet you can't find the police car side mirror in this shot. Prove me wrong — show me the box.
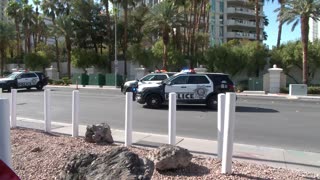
[167,81,172,86]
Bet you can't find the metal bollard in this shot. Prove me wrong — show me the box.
[0,98,12,168]
[168,92,177,145]
[125,92,133,146]
[217,93,225,160]
[221,93,236,174]
[44,89,51,132]
[72,90,80,137]
[10,89,17,128]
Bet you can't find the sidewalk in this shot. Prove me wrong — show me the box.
[16,117,320,174]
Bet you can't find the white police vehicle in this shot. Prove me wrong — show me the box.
[135,72,235,109]
[0,71,48,92]
[121,72,176,94]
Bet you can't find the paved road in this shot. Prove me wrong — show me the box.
[1,88,320,153]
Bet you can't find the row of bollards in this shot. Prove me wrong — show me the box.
[1,90,236,174]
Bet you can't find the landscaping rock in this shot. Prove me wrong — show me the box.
[149,144,193,171]
[85,123,113,144]
[59,147,154,180]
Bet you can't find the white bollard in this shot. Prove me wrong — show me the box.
[72,90,80,137]
[217,93,225,160]
[168,92,177,145]
[221,93,236,174]
[10,89,17,128]
[44,89,51,132]
[0,98,12,168]
[125,92,133,146]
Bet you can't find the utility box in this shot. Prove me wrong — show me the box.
[89,74,105,86]
[72,73,89,86]
[289,84,307,96]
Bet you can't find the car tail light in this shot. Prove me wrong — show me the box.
[228,84,235,91]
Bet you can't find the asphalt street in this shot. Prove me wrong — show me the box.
[1,88,320,153]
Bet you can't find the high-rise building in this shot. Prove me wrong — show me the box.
[209,0,264,45]
[0,0,9,22]
[309,19,320,42]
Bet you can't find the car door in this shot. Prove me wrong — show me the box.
[164,75,190,101]
[17,73,28,87]
[186,75,212,101]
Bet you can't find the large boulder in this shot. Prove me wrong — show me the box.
[85,123,113,144]
[59,147,154,180]
[149,144,193,171]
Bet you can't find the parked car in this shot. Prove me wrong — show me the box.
[120,72,176,94]
[135,72,235,109]
[0,71,48,92]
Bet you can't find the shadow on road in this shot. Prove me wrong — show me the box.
[236,106,278,113]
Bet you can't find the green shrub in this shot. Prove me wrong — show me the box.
[48,79,54,85]
[61,77,71,85]
[308,86,320,94]
[280,87,289,94]
[53,80,64,85]
[235,80,248,92]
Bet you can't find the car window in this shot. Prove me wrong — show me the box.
[27,73,37,78]
[20,74,28,78]
[6,72,20,79]
[153,75,167,80]
[171,76,188,85]
[140,75,154,81]
[188,76,209,84]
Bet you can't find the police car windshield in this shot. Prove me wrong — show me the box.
[140,75,153,81]
[6,72,20,79]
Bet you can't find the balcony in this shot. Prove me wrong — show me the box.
[227,19,263,28]
[227,0,264,5]
[227,7,263,16]
[227,32,264,40]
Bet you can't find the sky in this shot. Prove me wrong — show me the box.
[263,1,300,48]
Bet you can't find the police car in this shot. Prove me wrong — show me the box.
[121,72,176,94]
[0,71,48,92]
[135,72,235,109]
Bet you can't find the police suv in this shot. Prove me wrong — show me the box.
[135,73,235,109]
[0,71,48,92]
[121,72,176,94]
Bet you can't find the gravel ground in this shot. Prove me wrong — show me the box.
[10,128,320,180]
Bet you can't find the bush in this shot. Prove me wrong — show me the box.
[308,86,320,94]
[61,77,71,85]
[48,79,54,85]
[280,87,289,94]
[235,80,248,92]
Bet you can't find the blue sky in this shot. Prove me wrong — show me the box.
[263,1,300,48]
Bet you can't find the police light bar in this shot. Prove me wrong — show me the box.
[180,68,196,74]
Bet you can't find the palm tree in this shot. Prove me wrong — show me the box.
[144,1,184,70]
[41,0,61,76]
[6,0,23,59]
[276,0,286,48]
[0,22,15,76]
[21,2,34,54]
[33,0,41,51]
[276,0,320,84]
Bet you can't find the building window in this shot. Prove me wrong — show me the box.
[219,15,223,25]
[219,1,224,13]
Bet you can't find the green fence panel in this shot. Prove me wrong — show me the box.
[105,74,123,86]
[89,74,106,86]
[248,77,263,91]
[72,73,89,86]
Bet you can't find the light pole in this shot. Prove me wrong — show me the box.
[114,2,118,88]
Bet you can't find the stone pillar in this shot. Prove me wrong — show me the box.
[135,66,146,80]
[45,66,59,80]
[268,64,283,93]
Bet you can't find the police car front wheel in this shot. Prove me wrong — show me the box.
[36,83,43,90]
[146,94,162,109]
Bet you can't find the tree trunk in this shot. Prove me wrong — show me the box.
[54,37,60,78]
[66,36,72,78]
[255,0,260,41]
[0,49,4,76]
[276,3,284,48]
[301,15,309,84]
[123,2,128,80]
[162,30,169,70]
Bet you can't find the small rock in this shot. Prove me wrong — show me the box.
[30,147,42,152]
[149,144,193,171]
[85,123,113,144]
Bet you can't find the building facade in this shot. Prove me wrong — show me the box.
[0,0,9,22]
[209,0,264,45]
[309,19,320,42]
